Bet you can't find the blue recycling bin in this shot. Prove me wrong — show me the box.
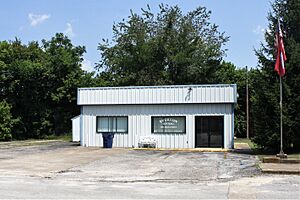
[102,133,114,148]
[102,134,108,148]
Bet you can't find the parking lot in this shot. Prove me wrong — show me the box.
[0,141,299,199]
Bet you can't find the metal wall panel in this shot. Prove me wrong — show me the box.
[78,84,237,105]
[81,104,234,149]
[71,116,80,142]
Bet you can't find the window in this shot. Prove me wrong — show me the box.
[96,116,128,133]
[151,116,186,134]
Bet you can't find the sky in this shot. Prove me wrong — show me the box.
[0,0,274,72]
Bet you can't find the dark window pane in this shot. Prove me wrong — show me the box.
[97,117,109,132]
[117,117,128,132]
[97,116,128,133]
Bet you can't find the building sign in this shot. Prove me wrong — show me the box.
[159,118,179,129]
[152,116,185,133]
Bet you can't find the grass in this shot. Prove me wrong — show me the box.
[235,138,256,149]
[44,134,72,141]
[235,137,300,161]
[0,134,72,147]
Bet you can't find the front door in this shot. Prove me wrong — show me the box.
[195,116,224,148]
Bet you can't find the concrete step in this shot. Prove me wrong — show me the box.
[259,163,300,174]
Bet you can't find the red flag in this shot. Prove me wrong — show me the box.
[275,19,287,77]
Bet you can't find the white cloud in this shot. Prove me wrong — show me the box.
[81,58,94,72]
[64,23,75,38]
[252,25,269,44]
[252,25,266,36]
[28,13,50,26]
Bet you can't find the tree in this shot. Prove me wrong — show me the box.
[42,33,88,135]
[0,39,49,139]
[216,61,250,138]
[253,0,300,150]
[0,34,97,139]
[0,101,15,141]
[98,4,228,86]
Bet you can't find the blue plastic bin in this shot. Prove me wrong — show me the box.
[102,133,114,148]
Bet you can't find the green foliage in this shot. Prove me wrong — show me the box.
[98,4,228,85]
[252,0,300,150]
[0,33,97,139]
[41,33,87,135]
[0,101,14,141]
[216,61,248,137]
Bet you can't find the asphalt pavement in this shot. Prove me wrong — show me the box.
[0,141,299,199]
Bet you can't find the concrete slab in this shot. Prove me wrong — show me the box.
[263,156,300,164]
[260,163,300,174]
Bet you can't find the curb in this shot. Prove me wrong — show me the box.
[260,169,300,175]
[263,157,300,164]
[131,148,231,152]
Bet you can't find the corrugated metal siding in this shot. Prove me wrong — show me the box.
[71,116,80,142]
[81,104,234,149]
[78,84,237,105]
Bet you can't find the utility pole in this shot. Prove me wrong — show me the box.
[246,66,249,139]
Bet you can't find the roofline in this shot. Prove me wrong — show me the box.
[78,84,237,91]
[77,102,236,106]
[71,115,80,120]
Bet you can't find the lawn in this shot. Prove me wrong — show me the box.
[235,137,300,161]
[235,138,256,149]
[44,134,72,141]
[0,134,72,147]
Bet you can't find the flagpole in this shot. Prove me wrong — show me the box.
[277,76,286,158]
[280,76,283,154]
[246,66,249,139]
[279,17,283,154]
[275,18,287,158]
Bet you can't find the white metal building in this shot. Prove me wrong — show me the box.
[71,116,80,142]
[74,84,237,149]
